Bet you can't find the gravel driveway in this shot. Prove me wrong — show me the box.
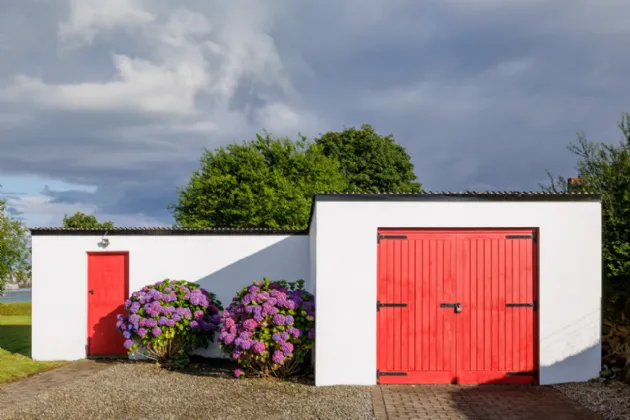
[0,363,373,420]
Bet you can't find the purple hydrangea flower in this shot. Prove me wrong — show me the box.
[285,315,295,325]
[190,320,199,329]
[158,317,169,326]
[272,350,284,364]
[240,339,252,350]
[253,313,264,322]
[272,333,281,342]
[281,331,289,340]
[194,310,204,320]
[130,302,141,313]
[172,314,181,322]
[272,314,286,326]
[166,319,176,327]
[137,328,147,337]
[123,339,133,349]
[243,319,258,331]
[129,314,140,325]
[288,327,301,338]
[281,342,294,356]
[124,299,132,309]
[218,331,228,340]
[151,327,162,337]
[232,351,241,360]
[308,328,315,340]
[252,341,265,354]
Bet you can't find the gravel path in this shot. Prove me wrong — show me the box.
[0,363,373,420]
[554,380,630,420]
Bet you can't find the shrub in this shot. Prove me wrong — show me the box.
[218,277,315,378]
[117,279,223,367]
[0,302,31,316]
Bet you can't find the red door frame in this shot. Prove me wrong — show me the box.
[87,252,129,356]
[376,228,539,385]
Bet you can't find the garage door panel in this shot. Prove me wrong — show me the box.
[457,232,536,384]
[377,232,457,382]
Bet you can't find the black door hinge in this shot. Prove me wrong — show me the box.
[377,234,407,244]
[377,370,407,377]
[506,301,537,312]
[506,232,537,244]
[377,301,408,312]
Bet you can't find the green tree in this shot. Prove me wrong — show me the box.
[541,114,630,319]
[62,211,115,229]
[314,124,422,193]
[0,199,31,293]
[170,132,347,229]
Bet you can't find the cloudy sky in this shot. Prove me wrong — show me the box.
[1,0,629,227]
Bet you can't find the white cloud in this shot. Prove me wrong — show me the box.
[58,0,154,46]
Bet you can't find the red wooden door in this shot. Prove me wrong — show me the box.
[457,231,536,384]
[376,229,537,385]
[87,252,129,356]
[377,230,457,384]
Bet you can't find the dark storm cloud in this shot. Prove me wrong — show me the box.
[1,0,630,225]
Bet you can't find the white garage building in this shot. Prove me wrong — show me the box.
[30,192,602,386]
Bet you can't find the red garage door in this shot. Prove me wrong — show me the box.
[376,229,537,385]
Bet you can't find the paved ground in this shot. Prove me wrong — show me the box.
[0,361,608,420]
[372,385,602,420]
[0,359,113,407]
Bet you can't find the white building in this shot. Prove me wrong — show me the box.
[31,192,602,386]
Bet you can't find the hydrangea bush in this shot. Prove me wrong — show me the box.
[218,277,315,378]
[116,279,223,367]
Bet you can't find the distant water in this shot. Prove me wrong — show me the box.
[0,288,32,303]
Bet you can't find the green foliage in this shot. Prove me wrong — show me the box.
[314,124,422,193]
[62,211,114,229]
[0,200,31,293]
[541,114,630,319]
[0,303,31,316]
[170,132,347,229]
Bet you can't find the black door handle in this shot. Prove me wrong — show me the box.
[440,303,462,313]
[89,289,95,295]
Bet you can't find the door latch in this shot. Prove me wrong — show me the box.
[89,289,95,295]
[440,302,462,313]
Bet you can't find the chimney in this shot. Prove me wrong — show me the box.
[567,177,584,192]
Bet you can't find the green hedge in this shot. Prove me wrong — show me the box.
[0,302,32,316]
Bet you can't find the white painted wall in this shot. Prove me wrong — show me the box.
[313,200,602,386]
[32,234,309,361]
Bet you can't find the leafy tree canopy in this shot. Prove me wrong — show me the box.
[314,124,422,193]
[63,211,114,229]
[541,114,630,318]
[170,133,347,229]
[0,199,31,293]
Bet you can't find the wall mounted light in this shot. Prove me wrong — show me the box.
[98,232,110,248]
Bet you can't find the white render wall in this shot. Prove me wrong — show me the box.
[31,234,309,361]
[313,200,602,386]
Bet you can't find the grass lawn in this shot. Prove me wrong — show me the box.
[0,303,66,384]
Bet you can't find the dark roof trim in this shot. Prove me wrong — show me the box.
[31,191,600,236]
[30,228,308,236]
[313,191,601,202]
